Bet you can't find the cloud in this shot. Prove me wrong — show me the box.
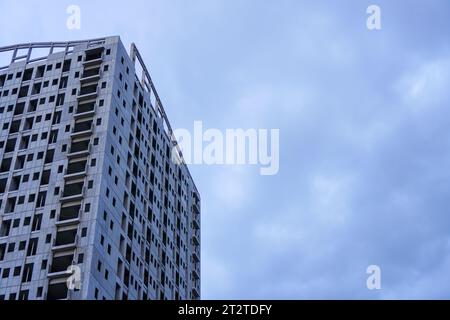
[395,58,450,110]
[2,0,450,300]
[211,166,253,212]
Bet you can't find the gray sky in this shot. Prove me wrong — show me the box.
[2,0,450,299]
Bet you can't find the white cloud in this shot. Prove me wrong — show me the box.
[210,166,253,212]
[201,255,233,298]
[310,174,354,225]
[396,58,450,110]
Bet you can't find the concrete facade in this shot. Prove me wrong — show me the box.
[0,36,200,300]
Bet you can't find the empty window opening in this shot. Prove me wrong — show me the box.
[22,68,33,81]
[52,111,62,125]
[76,101,95,114]
[5,197,16,213]
[54,228,77,246]
[27,99,38,112]
[14,102,25,115]
[18,290,29,300]
[63,181,84,197]
[59,204,81,221]
[49,130,58,144]
[82,67,100,78]
[79,84,97,95]
[45,149,54,164]
[5,138,16,153]
[0,243,6,261]
[0,178,7,193]
[31,214,42,232]
[85,48,103,61]
[26,238,38,256]
[36,65,45,78]
[62,59,71,72]
[36,191,46,208]
[0,157,12,172]
[9,120,21,134]
[70,139,90,153]
[0,220,12,237]
[19,135,30,150]
[40,170,51,185]
[24,117,34,130]
[73,119,93,133]
[18,85,29,98]
[50,253,74,273]
[59,76,68,89]
[31,82,42,95]
[66,159,87,175]
[22,263,33,283]
[14,155,25,170]
[47,282,68,300]
[56,94,65,106]
[9,176,20,191]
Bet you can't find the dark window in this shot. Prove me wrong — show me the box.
[26,238,38,256]
[22,263,33,282]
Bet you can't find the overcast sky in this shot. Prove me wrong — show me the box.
[1,0,450,299]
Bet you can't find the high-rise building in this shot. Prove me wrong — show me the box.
[0,36,200,300]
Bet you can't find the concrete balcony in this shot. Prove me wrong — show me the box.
[55,216,80,227]
[56,204,81,227]
[192,268,200,281]
[192,287,200,300]
[52,229,78,252]
[46,281,69,300]
[64,160,87,180]
[80,67,101,84]
[77,84,98,101]
[192,202,200,215]
[48,253,75,278]
[51,240,78,252]
[83,57,102,67]
[193,261,200,271]
[192,218,200,230]
[70,120,93,139]
[60,182,85,203]
[67,140,91,158]
[74,102,96,119]
[192,229,200,246]
[192,246,200,263]
[47,269,72,279]
[83,47,103,67]
[60,194,84,203]
[193,191,200,203]
[193,278,200,288]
